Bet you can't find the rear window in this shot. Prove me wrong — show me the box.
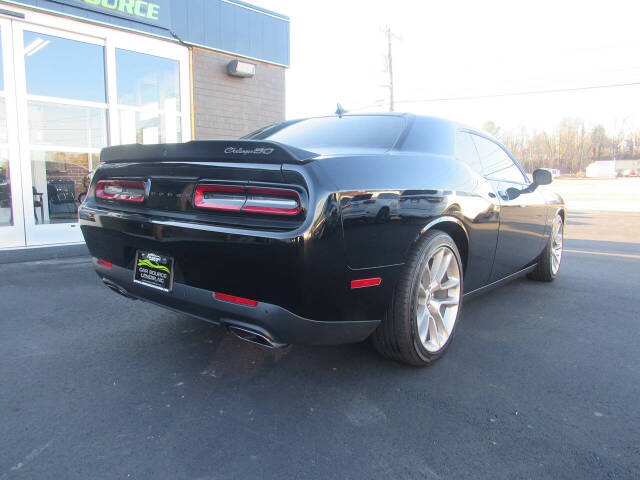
[247,116,406,152]
[352,194,373,201]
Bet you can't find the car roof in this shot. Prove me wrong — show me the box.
[291,112,498,140]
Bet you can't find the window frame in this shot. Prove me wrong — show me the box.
[464,130,530,185]
[454,130,483,175]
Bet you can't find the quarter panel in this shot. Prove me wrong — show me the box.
[317,154,500,292]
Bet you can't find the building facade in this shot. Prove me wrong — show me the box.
[0,0,289,249]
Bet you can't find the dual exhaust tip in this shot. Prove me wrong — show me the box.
[226,325,288,349]
[101,277,287,349]
[102,278,138,300]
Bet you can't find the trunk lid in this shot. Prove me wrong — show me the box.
[87,141,314,231]
[100,140,319,165]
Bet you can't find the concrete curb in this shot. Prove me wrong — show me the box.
[0,244,90,264]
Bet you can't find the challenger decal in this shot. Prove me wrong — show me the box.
[224,147,275,155]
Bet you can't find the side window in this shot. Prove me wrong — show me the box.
[472,135,527,184]
[455,131,482,174]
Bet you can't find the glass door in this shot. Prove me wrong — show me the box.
[13,23,107,246]
[0,19,25,248]
[0,8,191,249]
[106,29,191,148]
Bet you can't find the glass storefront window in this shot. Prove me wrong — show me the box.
[28,101,106,148]
[119,109,181,144]
[0,98,7,144]
[0,32,4,91]
[0,151,11,227]
[0,18,188,247]
[23,31,107,226]
[116,48,180,111]
[30,151,98,224]
[23,31,106,102]
[0,28,10,228]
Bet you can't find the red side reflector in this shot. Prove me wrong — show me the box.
[96,180,146,203]
[97,259,113,268]
[214,292,259,307]
[350,277,382,289]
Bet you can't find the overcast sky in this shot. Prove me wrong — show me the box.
[255,0,640,136]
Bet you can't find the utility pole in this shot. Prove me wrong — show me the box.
[382,25,399,112]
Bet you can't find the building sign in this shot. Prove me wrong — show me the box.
[51,0,171,28]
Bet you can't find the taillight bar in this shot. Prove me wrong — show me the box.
[194,184,302,216]
[193,185,245,211]
[96,180,146,203]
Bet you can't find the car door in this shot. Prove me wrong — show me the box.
[453,131,500,291]
[471,134,548,282]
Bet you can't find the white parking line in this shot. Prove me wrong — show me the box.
[564,249,640,259]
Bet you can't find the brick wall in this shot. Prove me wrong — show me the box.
[192,47,286,140]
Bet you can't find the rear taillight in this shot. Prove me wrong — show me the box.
[96,180,146,203]
[194,184,302,216]
[193,185,246,211]
[243,187,301,215]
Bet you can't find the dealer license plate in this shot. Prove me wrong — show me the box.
[133,251,174,292]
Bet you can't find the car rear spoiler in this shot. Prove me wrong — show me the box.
[99,140,320,165]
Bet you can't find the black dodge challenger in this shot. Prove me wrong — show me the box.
[79,114,564,366]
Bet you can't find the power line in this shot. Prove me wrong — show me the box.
[350,81,640,112]
[394,81,640,105]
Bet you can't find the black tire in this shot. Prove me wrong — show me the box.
[371,230,463,366]
[375,207,390,223]
[527,213,563,282]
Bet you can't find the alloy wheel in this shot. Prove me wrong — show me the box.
[551,216,563,275]
[416,245,461,353]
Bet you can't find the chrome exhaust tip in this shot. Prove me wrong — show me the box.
[102,278,137,300]
[227,324,287,349]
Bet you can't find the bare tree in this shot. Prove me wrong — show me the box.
[492,118,638,174]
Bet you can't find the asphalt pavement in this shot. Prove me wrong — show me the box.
[1,211,638,479]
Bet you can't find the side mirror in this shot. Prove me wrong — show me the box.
[532,169,552,186]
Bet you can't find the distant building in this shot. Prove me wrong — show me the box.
[585,160,640,178]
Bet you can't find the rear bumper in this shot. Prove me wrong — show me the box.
[95,259,380,346]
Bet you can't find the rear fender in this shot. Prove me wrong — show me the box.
[415,216,469,273]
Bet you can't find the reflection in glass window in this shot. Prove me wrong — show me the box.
[116,49,180,111]
[472,135,526,183]
[28,102,107,148]
[0,98,7,143]
[0,30,4,92]
[23,31,106,102]
[0,151,12,226]
[455,132,482,174]
[119,109,181,144]
[30,151,99,224]
[251,116,405,152]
